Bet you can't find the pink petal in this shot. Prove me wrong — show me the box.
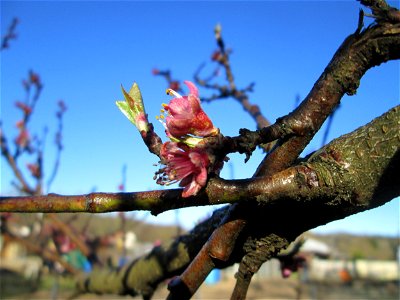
[187,94,201,114]
[165,124,191,138]
[195,165,208,187]
[182,179,201,198]
[166,97,191,116]
[160,142,178,159]
[188,151,207,168]
[166,116,190,128]
[183,81,199,97]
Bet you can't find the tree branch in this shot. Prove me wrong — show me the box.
[227,7,400,296]
[1,2,399,299]
[4,101,397,214]
[72,104,399,298]
[200,9,400,297]
[75,207,227,299]
[166,104,400,299]
[1,17,18,51]
[255,11,400,175]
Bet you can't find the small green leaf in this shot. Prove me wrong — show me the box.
[116,100,135,124]
[121,85,136,113]
[117,82,149,132]
[128,83,143,109]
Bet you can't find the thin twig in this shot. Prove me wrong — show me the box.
[47,101,67,192]
[1,17,18,51]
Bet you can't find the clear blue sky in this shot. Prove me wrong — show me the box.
[1,1,399,236]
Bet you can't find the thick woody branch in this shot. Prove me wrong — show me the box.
[167,216,247,300]
[0,189,199,214]
[172,104,400,299]
[359,0,400,23]
[209,103,400,207]
[75,105,399,298]
[229,108,400,299]
[76,207,226,299]
[227,10,400,296]
[3,108,396,299]
[64,3,400,299]
[255,12,400,175]
[199,17,400,164]
[209,14,400,297]
[1,106,399,216]
[2,3,399,299]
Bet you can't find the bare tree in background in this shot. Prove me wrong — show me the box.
[0,17,93,279]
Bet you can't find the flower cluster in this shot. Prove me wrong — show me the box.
[156,81,219,197]
[117,80,220,198]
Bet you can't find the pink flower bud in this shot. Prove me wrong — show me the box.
[15,101,32,115]
[168,81,180,92]
[29,72,40,85]
[15,129,30,148]
[163,81,219,138]
[27,163,40,178]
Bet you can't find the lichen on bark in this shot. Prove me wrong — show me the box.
[77,205,227,298]
[306,105,399,210]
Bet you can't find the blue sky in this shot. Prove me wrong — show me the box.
[1,1,399,236]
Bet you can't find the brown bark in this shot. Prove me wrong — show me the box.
[75,207,226,298]
[1,1,399,299]
[76,105,399,297]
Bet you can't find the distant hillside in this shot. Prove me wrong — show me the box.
[305,232,399,260]
[56,213,182,243]
[58,215,399,260]
[10,212,182,244]
[9,213,398,260]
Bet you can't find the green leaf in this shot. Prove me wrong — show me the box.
[117,82,148,132]
[121,85,136,113]
[116,100,135,124]
[128,82,143,109]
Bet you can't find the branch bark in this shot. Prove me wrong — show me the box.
[75,105,399,297]
[166,6,400,297]
[75,207,226,299]
[1,1,399,299]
